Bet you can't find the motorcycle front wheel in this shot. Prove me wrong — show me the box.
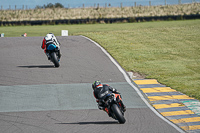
[111,104,126,124]
[50,52,60,67]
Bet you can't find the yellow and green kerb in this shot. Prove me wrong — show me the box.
[134,79,200,133]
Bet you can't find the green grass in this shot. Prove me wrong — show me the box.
[0,24,134,37]
[0,20,200,100]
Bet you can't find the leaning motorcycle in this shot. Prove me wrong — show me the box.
[99,93,126,124]
[46,42,61,67]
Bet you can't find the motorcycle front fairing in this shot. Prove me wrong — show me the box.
[98,93,126,123]
[105,94,124,113]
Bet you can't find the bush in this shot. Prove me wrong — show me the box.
[35,3,64,9]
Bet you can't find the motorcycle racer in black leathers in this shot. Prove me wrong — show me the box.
[92,80,126,116]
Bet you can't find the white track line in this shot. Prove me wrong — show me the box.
[81,35,185,133]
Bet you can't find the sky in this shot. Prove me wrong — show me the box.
[0,0,197,9]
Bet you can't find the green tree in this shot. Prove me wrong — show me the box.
[55,3,64,8]
[35,3,64,9]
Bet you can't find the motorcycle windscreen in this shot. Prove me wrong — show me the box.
[47,44,56,50]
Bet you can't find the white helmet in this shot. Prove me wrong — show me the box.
[45,33,54,41]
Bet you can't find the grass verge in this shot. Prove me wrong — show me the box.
[0,20,199,100]
[77,20,200,100]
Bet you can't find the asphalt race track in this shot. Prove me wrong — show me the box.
[0,36,182,133]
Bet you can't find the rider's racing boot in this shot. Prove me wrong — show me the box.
[58,50,62,58]
[46,53,50,60]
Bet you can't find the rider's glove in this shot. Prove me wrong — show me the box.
[115,91,120,94]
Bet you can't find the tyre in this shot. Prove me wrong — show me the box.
[51,52,59,67]
[111,104,126,124]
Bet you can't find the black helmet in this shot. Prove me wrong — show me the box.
[92,80,103,90]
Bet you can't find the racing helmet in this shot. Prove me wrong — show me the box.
[92,80,103,90]
[45,33,54,41]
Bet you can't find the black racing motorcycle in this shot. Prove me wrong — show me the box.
[46,42,61,67]
[99,93,126,124]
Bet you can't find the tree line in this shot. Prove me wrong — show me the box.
[35,3,64,9]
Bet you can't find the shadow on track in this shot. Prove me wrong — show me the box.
[18,65,54,68]
[56,121,118,125]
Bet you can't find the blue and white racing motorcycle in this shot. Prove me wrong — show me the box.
[46,42,61,67]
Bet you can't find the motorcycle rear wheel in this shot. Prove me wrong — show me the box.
[51,52,60,67]
[111,104,126,124]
